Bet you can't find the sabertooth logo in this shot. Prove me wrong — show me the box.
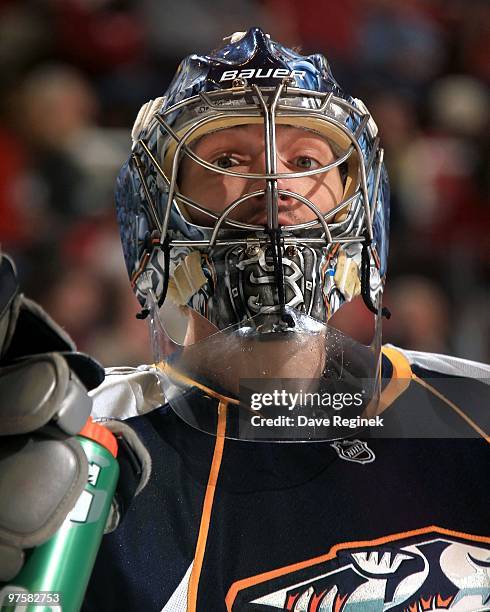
[226,527,490,611]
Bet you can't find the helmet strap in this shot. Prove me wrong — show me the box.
[361,234,391,320]
[136,236,172,320]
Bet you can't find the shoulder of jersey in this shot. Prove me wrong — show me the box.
[382,344,489,440]
[88,349,490,422]
[89,364,166,420]
[384,344,490,381]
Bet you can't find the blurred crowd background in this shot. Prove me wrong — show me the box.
[0,0,488,366]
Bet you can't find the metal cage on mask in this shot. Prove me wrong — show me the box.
[128,78,390,340]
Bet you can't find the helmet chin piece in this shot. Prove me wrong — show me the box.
[136,232,382,347]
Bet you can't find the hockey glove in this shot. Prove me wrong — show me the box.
[0,252,105,581]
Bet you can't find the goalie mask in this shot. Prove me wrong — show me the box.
[115,27,390,442]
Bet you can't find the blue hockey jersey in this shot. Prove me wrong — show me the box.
[83,345,490,611]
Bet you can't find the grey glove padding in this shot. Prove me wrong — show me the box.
[98,418,152,496]
[0,431,88,579]
[0,353,93,436]
[0,250,105,581]
[95,418,152,534]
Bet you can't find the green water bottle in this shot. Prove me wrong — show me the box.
[1,418,119,612]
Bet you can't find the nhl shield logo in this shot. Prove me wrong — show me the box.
[330,439,375,464]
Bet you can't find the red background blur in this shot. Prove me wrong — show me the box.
[0,0,488,366]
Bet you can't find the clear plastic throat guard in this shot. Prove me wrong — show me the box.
[148,291,382,442]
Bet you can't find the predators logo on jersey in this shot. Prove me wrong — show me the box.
[226,526,490,611]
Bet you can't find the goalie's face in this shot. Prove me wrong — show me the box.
[178,124,344,226]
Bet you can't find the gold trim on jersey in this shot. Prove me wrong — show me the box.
[187,400,228,611]
[378,345,413,414]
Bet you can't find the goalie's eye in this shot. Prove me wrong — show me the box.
[293,156,321,170]
[213,154,240,169]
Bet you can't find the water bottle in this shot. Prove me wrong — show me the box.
[0,418,119,611]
